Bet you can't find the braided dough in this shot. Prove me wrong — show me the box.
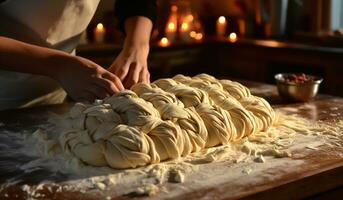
[60,74,276,169]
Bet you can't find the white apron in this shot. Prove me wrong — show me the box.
[0,0,100,110]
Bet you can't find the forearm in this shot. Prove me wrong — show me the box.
[108,16,152,87]
[123,16,153,48]
[0,37,124,101]
[0,36,70,78]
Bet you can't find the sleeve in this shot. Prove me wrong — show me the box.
[114,0,157,33]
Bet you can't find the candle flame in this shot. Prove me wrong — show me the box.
[159,37,170,47]
[181,22,189,31]
[218,16,226,24]
[229,32,237,42]
[168,22,176,31]
[96,23,104,30]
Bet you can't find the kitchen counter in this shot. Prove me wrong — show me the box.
[0,81,342,200]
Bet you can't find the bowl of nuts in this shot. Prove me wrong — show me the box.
[274,73,323,102]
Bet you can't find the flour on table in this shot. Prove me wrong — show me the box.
[0,74,342,199]
[1,113,342,199]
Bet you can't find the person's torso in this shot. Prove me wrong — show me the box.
[0,0,100,109]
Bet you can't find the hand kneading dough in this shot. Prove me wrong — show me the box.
[60,74,276,169]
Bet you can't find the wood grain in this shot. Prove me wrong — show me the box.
[0,81,342,200]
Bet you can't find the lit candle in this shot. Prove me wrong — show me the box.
[166,22,177,41]
[216,16,227,37]
[158,37,170,47]
[228,32,237,42]
[181,22,189,31]
[180,22,191,41]
[165,5,178,42]
[94,23,105,43]
[168,22,176,31]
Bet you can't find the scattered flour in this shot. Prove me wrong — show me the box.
[0,110,342,199]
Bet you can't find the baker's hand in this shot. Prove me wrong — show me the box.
[108,42,150,89]
[54,55,124,102]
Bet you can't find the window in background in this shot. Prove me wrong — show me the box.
[290,0,343,43]
[330,0,343,33]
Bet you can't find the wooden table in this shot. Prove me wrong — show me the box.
[0,82,342,200]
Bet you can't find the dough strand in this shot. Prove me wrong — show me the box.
[60,74,276,169]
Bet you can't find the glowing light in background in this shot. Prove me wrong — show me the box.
[195,33,203,41]
[168,22,176,31]
[216,16,227,37]
[171,5,178,12]
[158,37,170,47]
[228,32,237,42]
[189,31,197,38]
[218,16,226,24]
[96,23,104,30]
[187,14,194,22]
[94,23,105,43]
[181,22,189,31]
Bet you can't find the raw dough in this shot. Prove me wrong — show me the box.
[60,74,276,169]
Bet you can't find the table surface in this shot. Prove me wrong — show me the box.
[0,81,342,200]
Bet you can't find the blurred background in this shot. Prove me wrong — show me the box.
[77,0,343,96]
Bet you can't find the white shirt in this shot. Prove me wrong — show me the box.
[0,0,100,110]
